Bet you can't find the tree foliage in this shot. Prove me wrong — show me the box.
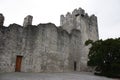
[86,38,120,77]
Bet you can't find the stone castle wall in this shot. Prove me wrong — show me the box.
[0,8,99,72]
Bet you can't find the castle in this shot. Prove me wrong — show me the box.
[0,8,99,72]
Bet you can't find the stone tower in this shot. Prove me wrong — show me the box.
[60,8,99,71]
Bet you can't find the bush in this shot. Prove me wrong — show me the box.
[85,38,120,78]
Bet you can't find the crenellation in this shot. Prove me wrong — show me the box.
[66,12,72,18]
[72,8,85,17]
[90,15,97,22]
[84,13,89,18]
[78,7,85,15]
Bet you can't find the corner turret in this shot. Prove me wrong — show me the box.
[23,15,33,27]
[0,13,4,26]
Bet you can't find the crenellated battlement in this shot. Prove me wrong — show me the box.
[61,8,97,20]
[60,8,97,28]
[60,8,98,34]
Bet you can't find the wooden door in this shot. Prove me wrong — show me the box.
[15,56,22,72]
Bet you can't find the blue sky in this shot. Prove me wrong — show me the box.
[0,0,120,39]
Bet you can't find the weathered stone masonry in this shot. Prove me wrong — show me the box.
[0,8,99,72]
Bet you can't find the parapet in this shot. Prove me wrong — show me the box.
[72,8,85,16]
[60,7,98,34]
[0,13,4,26]
[23,15,33,27]
[60,8,87,27]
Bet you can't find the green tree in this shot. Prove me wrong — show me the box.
[85,38,120,77]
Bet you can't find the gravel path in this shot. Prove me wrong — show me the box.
[0,72,118,80]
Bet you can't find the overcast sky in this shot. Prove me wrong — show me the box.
[0,0,120,39]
